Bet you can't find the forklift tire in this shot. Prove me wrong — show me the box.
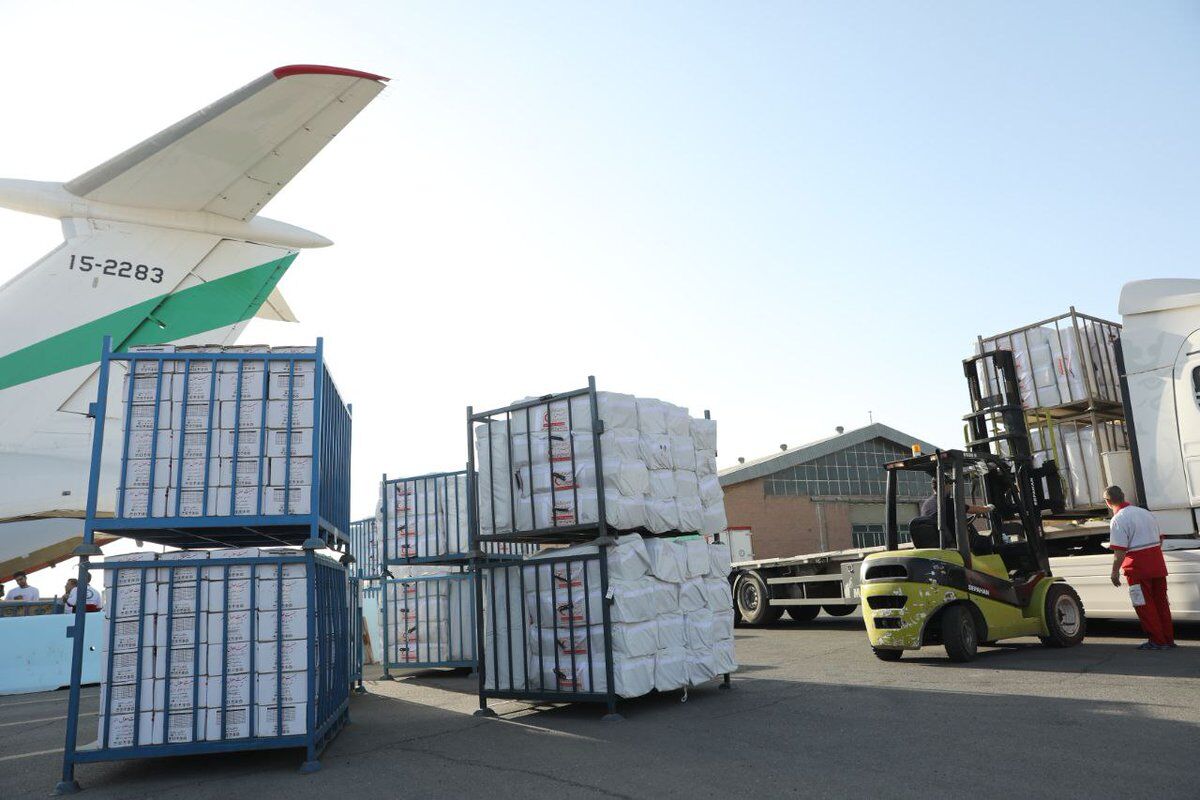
[873,647,903,662]
[786,605,820,623]
[735,572,782,626]
[822,604,857,617]
[941,604,978,662]
[1039,583,1086,648]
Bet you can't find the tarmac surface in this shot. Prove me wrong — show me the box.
[2,616,1197,799]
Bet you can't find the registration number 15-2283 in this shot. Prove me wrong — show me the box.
[69,254,164,283]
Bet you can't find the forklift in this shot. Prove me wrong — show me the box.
[859,350,1087,661]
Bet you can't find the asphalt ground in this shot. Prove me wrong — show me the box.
[2,617,1197,799]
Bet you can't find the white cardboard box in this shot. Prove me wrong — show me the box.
[218,428,265,459]
[261,486,311,515]
[254,703,307,737]
[174,401,216,432]
[98,711,159,748]
[100,648,156,684]
[164,710,202,743]
[267,457,312,487]
[255,670,308,706]
[153,645,206,679]
[255,608,307,640]
[205,609,253,644]
[204,671,252,707]
[165,488,218,517]
[214,486,261,516]
[107,583,159,619]
[153,676,206,710]
[98,678,157,715]
[125,401,174,431]
[121,458,173,489]
[126,430,174,461]
[205,578,252,612]
[116,488,168,519]
[202,548,264,581]
[178,431,218,460]
[255,578,308,611]
[152,613,204,649]
[216,370,267,402]
[203,706,250,740]
[175,372,215,403]
[219,400,265,430]
[264,427,314,458]
[156,550,208,585]
[266,399,314,429]
[218,457,266,488]
[206,641,252,676]
[107,618,156,653]
[152,582,199,615]
[253,560,306,580]
[174,457,222,489]
[122,374,172,404]
[266,368,316,400]
[254,640,308,674]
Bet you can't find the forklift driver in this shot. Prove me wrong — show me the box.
[911,477,994,551]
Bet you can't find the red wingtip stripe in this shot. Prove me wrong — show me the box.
[272,64,389,82]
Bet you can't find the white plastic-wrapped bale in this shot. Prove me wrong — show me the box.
[475,390,726,538]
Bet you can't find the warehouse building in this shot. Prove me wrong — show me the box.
[719,423,937,560]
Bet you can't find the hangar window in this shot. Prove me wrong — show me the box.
[764,438,929,499]
[852,523,912,549]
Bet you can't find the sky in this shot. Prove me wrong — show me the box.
[2,1,1200,589]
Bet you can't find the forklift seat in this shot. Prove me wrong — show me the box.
[908,516,941,549]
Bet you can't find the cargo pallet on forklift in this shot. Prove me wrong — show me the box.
[379,471,479,674]
[56,338,353,794]
[467,377,731,721]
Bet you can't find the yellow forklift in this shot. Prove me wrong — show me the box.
[860,350,1087,661]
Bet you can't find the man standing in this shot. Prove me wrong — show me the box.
[1106,486,1174,650]
[6,571,40,601]
[63,578,103,613]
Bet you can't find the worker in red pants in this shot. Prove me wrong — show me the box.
[1105,486,1174,650]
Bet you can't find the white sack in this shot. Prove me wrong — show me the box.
[575,458,651,497]
[636,398,668,435]
[645,498,681,534]
[713,639,738,675]
[656,613,687,650]
[679,577,707,612]
[476,422,513,533]
[712,610,735,642]
[515,488,647,533]
[643,538,687,582]
[610,620,660,658]
[609,534,651,581]
[648,469,677,501]
[683,538,711,577]
[511,432,593,469]
[508,392,639,434]
[676,498,704,534]
[684,608,715,649]
[654,647,688,692]
[664,404,691,437]
[600,429,643,462]
[671,436,697,471]
[529,654,654,699]
[651,580,680,615]
[687,648,719,686]
[704,577,733,611]
[691,418,718,451]
[610,578,662,624]
[698,474,723,506]
[700,502,728,537]
[709,543,733,577]
[695,450,718,478]
[640,435,673,469]
[674,470,700,500]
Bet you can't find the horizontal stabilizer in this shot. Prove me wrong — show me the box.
[257,287,298,322]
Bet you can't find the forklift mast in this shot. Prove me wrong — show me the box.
[962,350,1062,574]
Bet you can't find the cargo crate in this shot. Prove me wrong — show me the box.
[380,572,476,673]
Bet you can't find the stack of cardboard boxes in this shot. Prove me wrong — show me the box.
[116,345,320,519]
[96,548,334,746]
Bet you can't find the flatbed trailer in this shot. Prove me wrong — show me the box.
[731,531,1200,626]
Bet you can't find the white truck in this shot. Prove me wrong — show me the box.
[731,279,1200,625]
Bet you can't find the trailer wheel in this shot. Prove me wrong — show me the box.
[822,604,857,617]
[1039,583,1086,648]
[735,572,781,626]
[941,604,978,662]
[786,605,819,623]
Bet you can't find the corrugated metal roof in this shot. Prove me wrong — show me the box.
[718,422,939,487]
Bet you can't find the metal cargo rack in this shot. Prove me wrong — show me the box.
[86,336,352,550]
[56,338,354,794]
[381,470,472,565]
[60,552,350,792]
[976,308,1124,420]
[381,571,476,674]
[349,517,381,580]
[467,378,732,720]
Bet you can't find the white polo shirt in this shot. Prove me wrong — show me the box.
[1110,505,1161,552]
[65,585,103,611]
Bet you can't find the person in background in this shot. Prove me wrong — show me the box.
[1106,485,1175,650]
[7,571,40,601]
[63,578,103,613]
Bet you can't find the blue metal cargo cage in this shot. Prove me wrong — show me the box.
[381,470,472,565]
[349,517,382,580]
[83,336,352,550]
[380,571,476,675]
